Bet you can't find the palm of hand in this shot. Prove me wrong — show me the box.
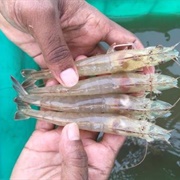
[15,130,63,179]
[11,123,125,179]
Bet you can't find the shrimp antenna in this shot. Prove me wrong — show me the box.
[162,42,180,53]
[172,42,180,49]
[169,42,180,66]
[131,141,148,168]
[166,42,180,52]
[113,138,148,171]
[172,96,180,108]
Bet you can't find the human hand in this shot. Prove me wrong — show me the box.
[11,121,125,180]
[0,0,144,87]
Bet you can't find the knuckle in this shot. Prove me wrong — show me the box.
[46,45,71,65]
[23,1,55,15]
[15,1,57,25]
[2,0,19,22]
[34,2,57,19]
[69,147,88,167]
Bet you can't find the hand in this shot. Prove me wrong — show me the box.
[11,121,125,180]
[0,0,143,87]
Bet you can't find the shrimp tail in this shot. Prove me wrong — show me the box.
[14,99,31,120]
[11,76,28,97]
[14,109,30,120]
[21,69,37,78]
[21,69,37,88]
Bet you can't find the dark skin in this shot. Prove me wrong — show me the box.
[11,121,125,180]
[0,0,153,179]
[0,0,144,87]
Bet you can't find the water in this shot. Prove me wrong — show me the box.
[110,20,180,179]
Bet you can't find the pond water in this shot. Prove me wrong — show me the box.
[110,19,180,180]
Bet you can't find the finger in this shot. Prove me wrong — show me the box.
[83,134,125,178]
[35,24,79,87]
[80,130,99,141]
[35,120,55,131]
[44,77,59,86]
[24,2,79,87]
[75,55,87,61]
[87,44,106,56]
[100,134,126,158]
[96,134,125,172]
[74,44,106,60]
[59,123,88,179]
[103,20,144,49]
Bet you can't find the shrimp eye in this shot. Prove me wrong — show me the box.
[156,45,163,49]
[141,126,145,131]
[149,50,153,54]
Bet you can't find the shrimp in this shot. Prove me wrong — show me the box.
[14,102,171,143]
[11,76,172,120]
[24,73,178,96]
[21,43,179,87]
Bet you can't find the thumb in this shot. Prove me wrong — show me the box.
[35,23,79,87]
[25,3,79,87]
[59,123,88,180]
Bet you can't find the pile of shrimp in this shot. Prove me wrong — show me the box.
[12,43,180,144]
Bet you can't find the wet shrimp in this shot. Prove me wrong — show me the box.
[23,73,178,96]
[14,102,172,143]
[21,43,179,87]
[11,76,173,120]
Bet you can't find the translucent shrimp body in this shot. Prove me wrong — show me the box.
[21,44,179,87]
[15,94,171,120]
[76,45,179,74]
[11,76,172,121]
[27,73,178,96]
[15,106,171,143]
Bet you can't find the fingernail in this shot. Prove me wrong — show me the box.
[67,123,80,141]
[60,68,78,87]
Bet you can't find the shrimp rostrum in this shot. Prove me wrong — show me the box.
[21,43,179,87]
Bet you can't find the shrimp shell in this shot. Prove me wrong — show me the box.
[15,94,171,120]
[21,44,179,87]
[27,73,178,96]
[11,76,172,121]
[15,106,171,143]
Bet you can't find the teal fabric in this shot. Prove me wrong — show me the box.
[87,0,180,32]
[87,0,180,18]
[0,31,38,179]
